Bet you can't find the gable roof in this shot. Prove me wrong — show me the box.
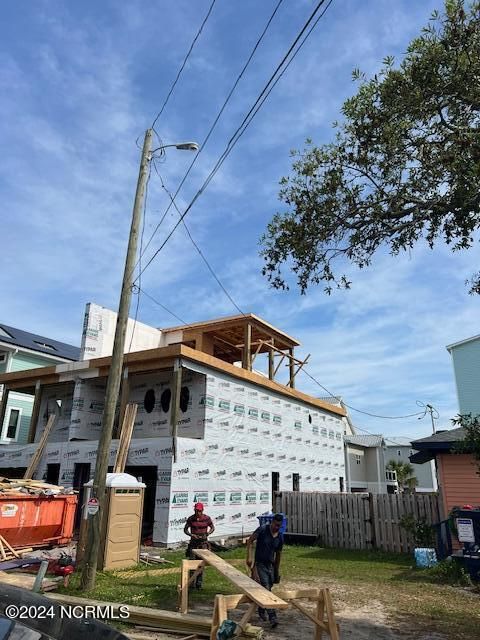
[0,323,80,361]
[344,434,384,448]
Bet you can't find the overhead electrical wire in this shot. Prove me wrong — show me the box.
[151,0,217,131]
[152,158,245,315]
[137,286,188,325]
[136,0,286,269]
[134,0,334,284]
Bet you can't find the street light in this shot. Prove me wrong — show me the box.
[151,141,199,154]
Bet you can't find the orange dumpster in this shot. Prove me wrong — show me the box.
[0,494,77,548]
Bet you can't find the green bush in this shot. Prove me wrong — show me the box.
[423,559,472,586]
[400,514,436,547]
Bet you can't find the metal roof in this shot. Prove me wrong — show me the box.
[0,323,80,361]
[385,437,412,447]
[344,434,384,448]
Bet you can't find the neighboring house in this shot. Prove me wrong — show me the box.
[385,437,437,493]
[0,324,79,444]
[410,428,480,519]
[446,334,480,416]
[344,435,398,494]
[0,311,347,545]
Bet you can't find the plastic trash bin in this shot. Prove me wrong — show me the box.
[257,512,288,533]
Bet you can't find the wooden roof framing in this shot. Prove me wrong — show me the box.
[0,343,346,417]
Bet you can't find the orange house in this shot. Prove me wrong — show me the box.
[411,427,480,519]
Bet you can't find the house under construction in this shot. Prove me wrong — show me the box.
[0,306,347,544]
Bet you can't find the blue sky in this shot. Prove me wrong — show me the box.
[1,0,478,440]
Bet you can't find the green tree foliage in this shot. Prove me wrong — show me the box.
[453,413,480,474]
[261,1,480,294]
[387,460,418,493]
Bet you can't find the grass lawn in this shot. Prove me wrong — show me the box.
[63,545,479,638]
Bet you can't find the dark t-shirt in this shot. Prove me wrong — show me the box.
[186,513,213,537]
[254,524,284,566]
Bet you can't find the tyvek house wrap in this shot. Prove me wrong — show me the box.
[158,363,346,544]
[64,369,206,440]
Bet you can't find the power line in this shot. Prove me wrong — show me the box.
[151,0,217,130]
[137,0,285,272]
[134,0,333,284]
[300,367,427,421]
[138,286,188,325]
[152,158,245,315]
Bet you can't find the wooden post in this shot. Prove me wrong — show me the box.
[315,591,325,640]
[210,595,228,640]
[179,559,190,614]
[242,323,252,371]
[27,381,42,444]
[171,362,182,463]
[268,340,274,381]
[0,385,9,438]
[289,348,295,388]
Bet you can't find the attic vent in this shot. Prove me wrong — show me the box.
[0,327,13,339]
[34,341,56,351]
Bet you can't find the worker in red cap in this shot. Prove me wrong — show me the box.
[183,502,215,589]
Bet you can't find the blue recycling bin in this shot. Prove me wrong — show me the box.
[257,512,288,534]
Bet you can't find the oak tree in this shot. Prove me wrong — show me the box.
[261,1,480,294]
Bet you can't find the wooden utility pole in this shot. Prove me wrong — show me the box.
[80,129,153,590]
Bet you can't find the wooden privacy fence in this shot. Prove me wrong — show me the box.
[274,491,440,554]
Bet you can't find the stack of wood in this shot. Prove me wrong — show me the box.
[0,478,76,497]
[0,535,32,561]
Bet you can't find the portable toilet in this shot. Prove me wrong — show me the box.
[84,473,146,570]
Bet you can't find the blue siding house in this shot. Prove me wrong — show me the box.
[0,324,79,444]
[446,334,480,417]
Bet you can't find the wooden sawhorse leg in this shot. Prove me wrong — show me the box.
[178,559,205,614]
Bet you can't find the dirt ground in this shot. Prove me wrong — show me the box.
[138,575,478,640]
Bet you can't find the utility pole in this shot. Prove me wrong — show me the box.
[426,404,437,434]
[80,129,153,590]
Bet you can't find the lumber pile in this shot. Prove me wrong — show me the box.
[0,570,58,592]
[0,535,32,561]
[47,593,262,638]
[0,478,76,497]
[114,403,138,473]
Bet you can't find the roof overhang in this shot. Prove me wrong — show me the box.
[0,343,346,418]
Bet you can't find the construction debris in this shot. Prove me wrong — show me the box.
[0,535,32,561]
[47,593,262,638]
[0,478,76,497]
[140,552,174,565]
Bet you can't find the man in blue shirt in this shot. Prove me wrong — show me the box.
[246,514,284,628]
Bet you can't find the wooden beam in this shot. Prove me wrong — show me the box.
[24,415,56,479]
[273,354,286,377]
[290,354,310,387]
[290,600,329,633]
[27,381,42,444]
[171,362,182,463]
[193,549,288,610]
[268,341,274,381]
[113,404,138,473]
[289,348,295,388]
[250,340,264,365]
[242,323,252,371]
